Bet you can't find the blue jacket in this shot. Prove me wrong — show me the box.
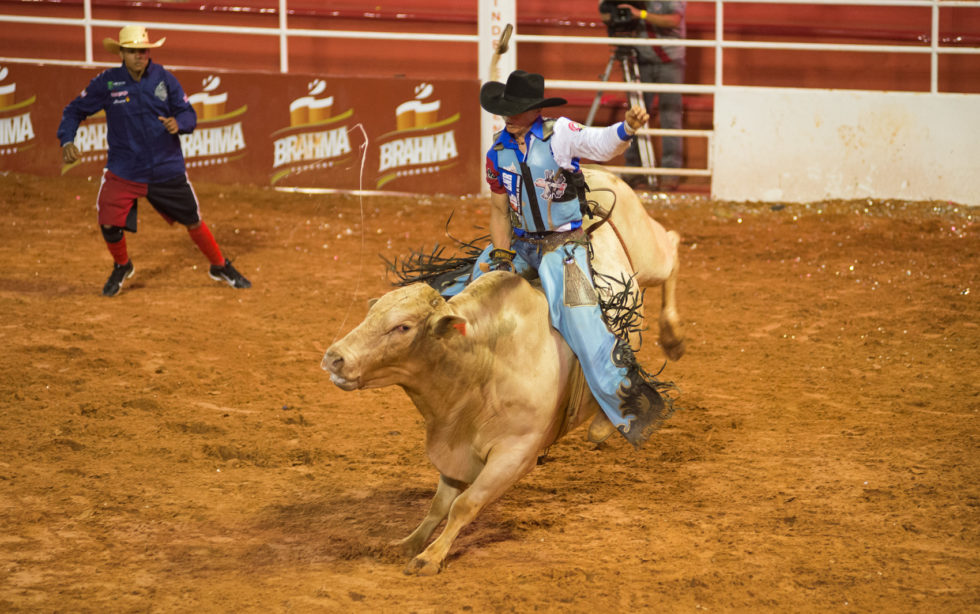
[57,60,196,183]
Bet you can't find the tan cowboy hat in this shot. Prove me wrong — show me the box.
[103,25,166,54]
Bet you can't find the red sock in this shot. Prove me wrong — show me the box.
[187,221,225,266]
[105,236,129,265]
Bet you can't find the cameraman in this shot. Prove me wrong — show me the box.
[598,1,686,191]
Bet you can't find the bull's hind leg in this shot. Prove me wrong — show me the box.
[392,475,464,559]
[658,230,686,361]
[403,446,538,576]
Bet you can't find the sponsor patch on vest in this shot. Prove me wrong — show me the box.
[534,168,567,201]
[154,81,168,102]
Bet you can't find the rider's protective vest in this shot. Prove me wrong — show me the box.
[492,119,581,234]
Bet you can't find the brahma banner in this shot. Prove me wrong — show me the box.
[269,77,360,188]
[375,81,463,190]
[181,74,248,174]
[0,66,38,161]
[1,63,481,194]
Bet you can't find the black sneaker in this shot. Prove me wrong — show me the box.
[209,258,251,289]
[102,261,134,297]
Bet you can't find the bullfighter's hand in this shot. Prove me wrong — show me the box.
[62,142,80,164]
[158,116,179,134]
[625,105,649,135]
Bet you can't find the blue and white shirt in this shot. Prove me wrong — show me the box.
[485,115,633,233]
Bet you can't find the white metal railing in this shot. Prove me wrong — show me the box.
[526,0,980,179]
[3,1,977,80]
[0,18,479,71]
[0,0,479,72]
[1,0,978,184]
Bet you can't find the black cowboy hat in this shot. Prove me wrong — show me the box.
[480,70,567,116]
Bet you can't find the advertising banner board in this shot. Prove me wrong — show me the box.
[0,63,482,194]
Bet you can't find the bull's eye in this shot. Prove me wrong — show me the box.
[390,324,411,335]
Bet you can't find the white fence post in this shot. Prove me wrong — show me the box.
[279,0,289,73]
[931,0,939,94]
[84,0,93,65]
[478,0,516,196]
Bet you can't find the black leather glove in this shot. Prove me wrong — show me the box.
[488,248,516,272]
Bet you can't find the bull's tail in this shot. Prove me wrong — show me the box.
[381,212,488,296]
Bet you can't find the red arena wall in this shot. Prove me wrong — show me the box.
[3,1,977,90]
[1,1,978,192]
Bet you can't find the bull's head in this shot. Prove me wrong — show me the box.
[322,283,465,391]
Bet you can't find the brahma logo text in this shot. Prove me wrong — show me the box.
[73,117,108,154]
[378,131,458,172]
[0,66,37,156]
[376,83,459,188]
[181,75,247,168]
[269,79,355,185]
[181,124,246,158]
[273,128,351,168]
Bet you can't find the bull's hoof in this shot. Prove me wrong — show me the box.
[403,556,442,576]
[389,537,424,559]
[662,338,686,361]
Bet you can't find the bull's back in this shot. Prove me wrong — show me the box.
[584,166,678,286]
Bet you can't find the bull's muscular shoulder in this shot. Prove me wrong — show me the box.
[451,271,536,312]
[372,282,443,315]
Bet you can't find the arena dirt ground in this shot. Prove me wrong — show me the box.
[0,171,977,613]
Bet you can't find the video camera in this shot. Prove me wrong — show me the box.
[599,1,645,36]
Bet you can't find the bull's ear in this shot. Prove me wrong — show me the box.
[432,314,468,339]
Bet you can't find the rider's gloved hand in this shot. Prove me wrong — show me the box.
[488,248,517,273]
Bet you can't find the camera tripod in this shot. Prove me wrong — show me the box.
[585,46,656,185]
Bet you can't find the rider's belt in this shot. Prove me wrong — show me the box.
[514,220,582,240]
[514,225,586,252]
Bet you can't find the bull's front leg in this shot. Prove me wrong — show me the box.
[404,443,539,576]
[391,475,464,558]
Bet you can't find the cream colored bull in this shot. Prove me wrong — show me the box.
[322,168,684,575]
[324,273,604,575]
